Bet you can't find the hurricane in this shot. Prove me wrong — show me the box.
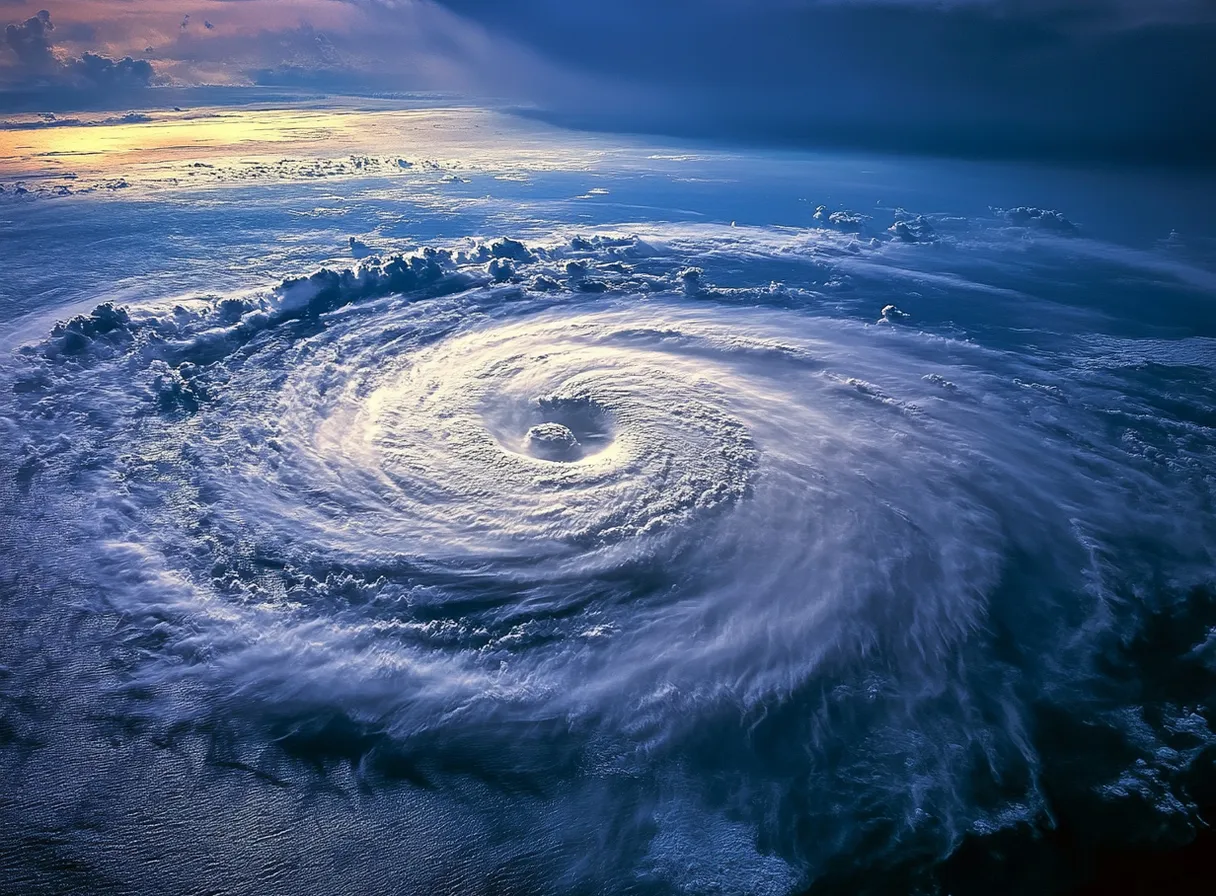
[3,190,1215,892]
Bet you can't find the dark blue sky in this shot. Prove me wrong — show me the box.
[437,0,1216,162]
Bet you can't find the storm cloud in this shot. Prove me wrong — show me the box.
[1,9,155,91]
[3,9,57,74]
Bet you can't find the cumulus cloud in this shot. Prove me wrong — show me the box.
[65,52,154,88]
[888,212,936,243]
[814,206,869,232]
[4,9,56,74]
[999,206,1080,234]
[1,9,156,90]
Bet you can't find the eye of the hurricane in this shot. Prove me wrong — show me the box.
[525,422,581,460]
[305,315,763,557]
[516,393,616,462]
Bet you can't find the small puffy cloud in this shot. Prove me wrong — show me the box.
[999,206,1079,235]
[888,213,936,243]
[487,257,515,281]
[814,206,869,232]
[676,266,704,296]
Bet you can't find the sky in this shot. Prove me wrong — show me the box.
[1,1,1214,161]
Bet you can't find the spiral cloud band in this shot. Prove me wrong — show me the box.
[2,221,1214,893]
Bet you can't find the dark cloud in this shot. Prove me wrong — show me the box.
[433,0,1216,163]
[1,8,155,90]
[4,9,56,74]
[65,52,154,88]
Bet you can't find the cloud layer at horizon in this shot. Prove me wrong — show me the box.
[0,1,551,98]
[1,1,1212,162]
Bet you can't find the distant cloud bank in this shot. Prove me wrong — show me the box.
[2,1,1212,163]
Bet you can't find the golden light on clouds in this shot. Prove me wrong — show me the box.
[3,109,354,164]
[0,104,614,187]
